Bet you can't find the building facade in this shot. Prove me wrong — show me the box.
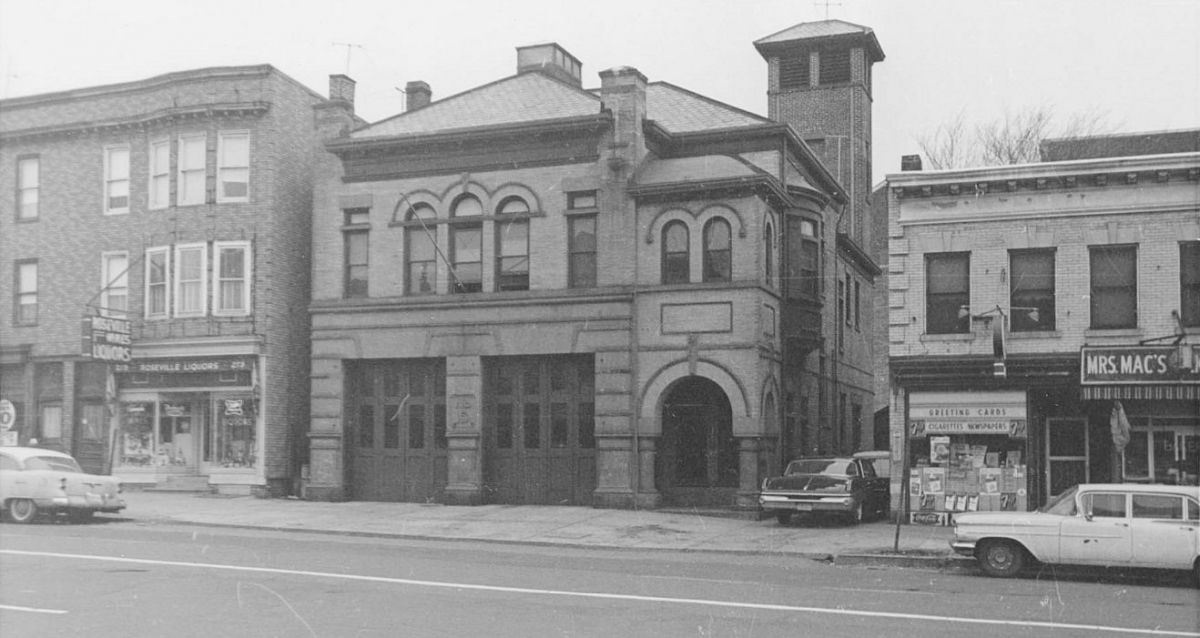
[0,66,330,495]
[305,24,877,508]
[755,20,885,458]
[886,137,1200,524]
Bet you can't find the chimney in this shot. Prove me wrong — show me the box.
[328,74,356,109]
[405,81,431,111]
[516,43,582,87]
[901,154,923,171]
[599,66,648,175]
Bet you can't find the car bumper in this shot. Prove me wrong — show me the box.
[950,539,977,556]
[759,494,857,513]
[36,494,126,513]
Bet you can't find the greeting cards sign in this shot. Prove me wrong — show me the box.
[908,391,1027,438]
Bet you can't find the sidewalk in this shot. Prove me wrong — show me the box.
[115,491,967,570]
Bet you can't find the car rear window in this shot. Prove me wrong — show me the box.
[787,459,853,476]
[1132,494,1183,520]
[23,456,83,473]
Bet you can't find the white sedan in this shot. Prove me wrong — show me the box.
[952,483,1199,584]
[0,446,125,523]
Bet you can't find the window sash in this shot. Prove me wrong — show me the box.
[217,132,249,202]
[1010,250,1056,331]
[101,252,129,316]
[214,242,251,315]
[496,220,529,291]
[345,231,368,298]
[663,223,689,284]
[926,253,970,334]
[149,139,170,209]
[16,261,37,324]
[145,249,170,318]
[177,134,206,206]
[703,220,732,283]
[450,224,482,293]
[17,157,39,219]
[568,215,596,288]
[104,146,130,214]
[1090,246,1137,329]
[174,244,207,316]
[1181,242,1200,327]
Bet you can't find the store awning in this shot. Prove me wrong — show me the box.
[1081,385,1200,400]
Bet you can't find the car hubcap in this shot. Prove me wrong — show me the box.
[990,548,1011,567]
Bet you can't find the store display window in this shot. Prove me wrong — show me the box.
[208,396,256,468]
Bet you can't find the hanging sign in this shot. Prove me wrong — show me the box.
[81,316,133,363]
[0,399,15,431]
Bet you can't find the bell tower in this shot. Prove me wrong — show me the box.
[754,20,884,245]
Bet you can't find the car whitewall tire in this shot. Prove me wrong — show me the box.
[6,499,39,524]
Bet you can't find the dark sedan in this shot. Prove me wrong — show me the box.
[759,457,889,525]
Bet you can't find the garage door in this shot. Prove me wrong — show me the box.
[347,360,447,502]
[483,356,595,505]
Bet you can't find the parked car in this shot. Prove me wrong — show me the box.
[759,456,890,525]
[852,450,891,480]
[0,446,125,523]
[952,483,1200,584]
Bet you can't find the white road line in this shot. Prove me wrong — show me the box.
[2,549,1196,637]
[0,604,68,615]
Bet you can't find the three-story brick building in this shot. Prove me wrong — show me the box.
[0,66,332,495]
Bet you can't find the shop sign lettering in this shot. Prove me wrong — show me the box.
[1080,346,1200,384]
[80,315,133,363]
[114,356,253,374]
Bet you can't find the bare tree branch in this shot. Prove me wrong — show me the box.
[913,106,1118,169]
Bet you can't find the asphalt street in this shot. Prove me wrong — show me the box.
[2,520,1197,637]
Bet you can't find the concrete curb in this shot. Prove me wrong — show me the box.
[834,552,975,572]
[124,514,927,563]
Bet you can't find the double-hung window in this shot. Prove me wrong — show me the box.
[217,131,249,202]
[344,208,369,298]
[495,197,530,291]
[662,221,689,284]
[404,205,436,295]
[926,252,970,334]
[174,243,207,316]
[702,218,731,282]
[566,191,597,289]
[1181,241,1200,327]
[1009,249,1055,331]
[149,139,170,209]
[15,260,38,325]
[16,156,39,220]
[214,241,251,315]
[786,217,820,300]
[177,134,206,206]
[104,145,130,214]
[100,252,129,317]
[449,196,483,293]
[145,248,171,318]
[1089,245,1137,329]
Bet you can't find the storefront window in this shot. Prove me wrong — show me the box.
[209,396,256,468]
[120,402,155,466]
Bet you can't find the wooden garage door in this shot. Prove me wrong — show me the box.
[348,360,447,502]
[483,356,595,505]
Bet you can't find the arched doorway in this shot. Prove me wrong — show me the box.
[657,376,737,506]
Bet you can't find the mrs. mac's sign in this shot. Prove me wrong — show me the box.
[1080,346,1200,385]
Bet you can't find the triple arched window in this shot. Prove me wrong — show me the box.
[405,204,437,295]
[448,195,483,293]
[495,197,530,291]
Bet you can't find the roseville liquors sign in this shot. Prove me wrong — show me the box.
[1080,345,1200,385]
[81,315,132,363]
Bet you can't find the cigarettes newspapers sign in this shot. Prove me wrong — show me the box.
[1080,346,1200,385]
[908,391,1028,438]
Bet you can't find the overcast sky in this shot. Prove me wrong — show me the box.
[2,0,1197,175]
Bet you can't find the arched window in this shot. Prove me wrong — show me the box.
[703,218,731,282]
[405,204,437,295]
[662,221,689,284]
[495,197,529,291]
[449,195,483,293]
[764,222,774,284]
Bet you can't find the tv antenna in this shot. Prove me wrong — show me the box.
[814,0,841,19]
[332,42,364,75]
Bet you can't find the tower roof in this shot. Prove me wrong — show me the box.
[754,19,884,62]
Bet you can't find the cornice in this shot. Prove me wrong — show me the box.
[0,102,271,142]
